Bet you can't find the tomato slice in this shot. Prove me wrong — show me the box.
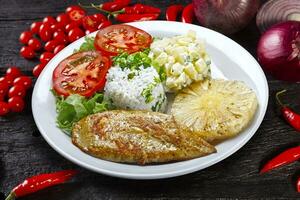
[94,24,152,56]
[52,51,111,97]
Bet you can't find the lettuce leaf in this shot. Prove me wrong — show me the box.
[52,90,111,134]
[74,36,95,53]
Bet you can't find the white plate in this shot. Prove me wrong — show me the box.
[32,21,268,180]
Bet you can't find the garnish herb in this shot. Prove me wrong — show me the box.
[141,76,160,104]
[113,48,151,71]
[52,90,111,134]
[74,37,95,53]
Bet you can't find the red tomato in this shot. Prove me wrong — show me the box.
[8,96,25,113]
[40,52,54,64]
[30,21,43,34]
[52,51,111,97]
[0,94,4,101]
[82,15,98,31]
[6,67,22,79]
[93,13,107,23]
[94,24,152,56]
[56,13,70,27]
[39,23,52,42]
[0,102,10,116]
[53,44,65,54]
[19,31,32,45]
[65,22,78,33]
[50,23,64,32]
[66,5,86,25]
[13,76,32,90]
[43,16,56,25]
[44,40,59,52]
[53,31,68,44]
[8,85,26,98]
[33,63,46,77]
[97,20,112,30]
[68,28,84,42]
[20,46,35,59]
[0,82,9,97]
[28,38,42,51]
[0,75,14,86]
[85,29,94,35]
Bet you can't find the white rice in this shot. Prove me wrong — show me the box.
[104,65,167,112]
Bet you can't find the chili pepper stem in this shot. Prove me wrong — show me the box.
[276,89,287,107]
[90,3,113,15]
[5,192,16,200]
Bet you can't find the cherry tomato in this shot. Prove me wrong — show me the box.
[20,46,35,59]
[0,82,9,97]
[13,76,32,90]
[65,22,78,33]
[0,75,14,86]
[0,102,10,116]
[85,29,94,35]
[53,44,65,54]
[0,94,4,101]
[56,13,70,27]
[33,63,46,77]
[52,51,111,97]
[8,96,25,113]
[43,16,56,25]
[19,31,32,45]
[97,20,112,30]
[39,23,52,42]
[6,67,22,79]
[50,23,64,32]
[82,15,98,31]
[68,28,84,42]
[93,13,107,23]
[30,21,43,34]
[8,85,26,98]
[28,38,42,51]
[40,52,54,64]
[95,24,152,56]
[66,5,86,25]
[44,40,59,52]
[53,31,68,44]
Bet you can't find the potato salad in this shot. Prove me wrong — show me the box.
[149,30,211,92]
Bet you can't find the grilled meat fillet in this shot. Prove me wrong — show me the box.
[72,110,216,164]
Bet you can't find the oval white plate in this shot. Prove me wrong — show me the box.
[32,21,268,180]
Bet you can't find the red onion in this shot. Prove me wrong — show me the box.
[257,21,300,82]
[192,0,260,34]
[257,0,300,33]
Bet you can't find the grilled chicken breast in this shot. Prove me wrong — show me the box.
[72,110,216,165]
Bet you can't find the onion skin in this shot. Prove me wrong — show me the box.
[193,0,260,34]
[257,21,300,82]
[256,0,300,33]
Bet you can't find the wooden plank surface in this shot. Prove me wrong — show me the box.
[1,0,300,199]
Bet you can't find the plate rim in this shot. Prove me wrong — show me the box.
[32,20,269,180]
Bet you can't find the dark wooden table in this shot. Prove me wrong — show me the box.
[1,0,300,199]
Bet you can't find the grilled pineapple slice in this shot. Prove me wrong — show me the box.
[171,79,258,143]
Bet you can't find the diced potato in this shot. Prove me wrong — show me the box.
[171,63,184,76]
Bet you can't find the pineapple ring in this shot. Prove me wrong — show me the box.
[171,79,258,143]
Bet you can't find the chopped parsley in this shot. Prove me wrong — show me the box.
[141,77,161,104]
[113,48,151,71]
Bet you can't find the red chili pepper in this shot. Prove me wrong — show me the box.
[100,0,131,12]
[114,13,159,23]
[260,146,300,174]
[276,90,300,131]
[123,4,161,14]
[166,5,184,21]
[5,170,78,200]
[297,177,300,192]
[181,3,194,23]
